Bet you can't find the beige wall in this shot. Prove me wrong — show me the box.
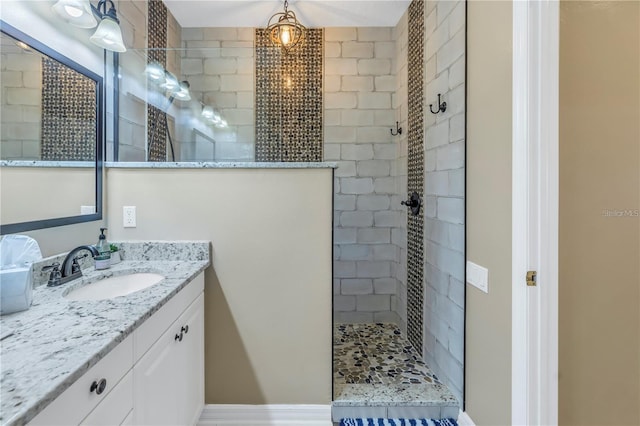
[106,168,333,404]
[559,2,640,424]
[466,1,512,424]
[0,167,95,224]
[0,166,104,257]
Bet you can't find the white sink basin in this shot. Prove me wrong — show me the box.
[64,273,165,301]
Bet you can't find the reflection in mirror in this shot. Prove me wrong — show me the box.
[0,21,103,234]
[115,45,255,163]
[0,32,97,161]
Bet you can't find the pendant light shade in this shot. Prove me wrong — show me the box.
[90,16,126,52]
[267,0,305,53]
[52,0,97,28]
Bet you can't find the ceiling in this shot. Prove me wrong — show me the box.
[163,0,411,28]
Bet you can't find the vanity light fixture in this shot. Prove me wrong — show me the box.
[52,0,97,28]
[201,105,215,120]
[160,71,180,92]
[174,81,191,102]
[144,62,165,82]
[266,0,305,53]
[200,104,228,128]
[52,0,126,52]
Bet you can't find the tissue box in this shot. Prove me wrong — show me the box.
[0,266,33,315]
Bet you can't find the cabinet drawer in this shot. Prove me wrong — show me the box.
[28,335,133,426]
[80,370,133,426]
[134,273,204,361]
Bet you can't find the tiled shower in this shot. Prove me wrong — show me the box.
[330,0,466,410]
[107,0,466,412]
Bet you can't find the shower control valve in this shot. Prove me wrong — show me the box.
[401,192,422,216]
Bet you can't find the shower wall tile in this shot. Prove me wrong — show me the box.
[41,58,96,161]
[327,26,401,326]
[105,0,147,161]
[393,9,409,335]
[406,0,425,356]
[147,0,167,162]
[180,28,254,161]
[255,28,324,162]
[0,42,42,160]
[422,0,466,404]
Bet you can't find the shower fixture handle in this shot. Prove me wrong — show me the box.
[401,192,422,216]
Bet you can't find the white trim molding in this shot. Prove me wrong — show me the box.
[512,1,559,425]
[198,404,332,426]
[457,410,476,426]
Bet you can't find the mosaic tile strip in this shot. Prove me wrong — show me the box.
[41,58,96,161]
[407,0,425,356]
[255,28,323,162]
[147,0,167,162]
[334,323,441,386]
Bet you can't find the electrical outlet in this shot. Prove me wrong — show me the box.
[466,261,489,293]
[123,206,137,228]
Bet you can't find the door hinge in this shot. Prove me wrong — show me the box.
[526,270,537,287]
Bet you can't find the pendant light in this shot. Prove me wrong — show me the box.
[89,0,126,52]
[266,0,305,53]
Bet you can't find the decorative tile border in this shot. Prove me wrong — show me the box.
[255,28,324,162]
[406,0,425,356]
[41,58,96,161]
[147,0,167,162]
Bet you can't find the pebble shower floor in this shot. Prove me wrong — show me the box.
[333,323,458,405]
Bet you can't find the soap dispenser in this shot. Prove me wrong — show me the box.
[95,228,111,270]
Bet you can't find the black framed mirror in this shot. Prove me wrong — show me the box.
[0,20,103,234]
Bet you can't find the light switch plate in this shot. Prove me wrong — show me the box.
[466,261,489,293]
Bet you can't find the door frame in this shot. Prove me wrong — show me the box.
[512,1,559,425]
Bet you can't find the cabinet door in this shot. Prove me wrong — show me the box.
[176,294,204,425]
[133,293,204,426]
[80,370,133,426]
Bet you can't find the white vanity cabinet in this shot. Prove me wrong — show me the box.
[27,273,205,426]
[28,335,134,426]
[133,294,204,426]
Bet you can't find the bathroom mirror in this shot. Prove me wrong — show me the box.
[0,21,103,234]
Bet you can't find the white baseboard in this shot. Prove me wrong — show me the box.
[198,404,332,426]
[457,410,476,426]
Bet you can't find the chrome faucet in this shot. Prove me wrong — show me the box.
[44,245,99,287]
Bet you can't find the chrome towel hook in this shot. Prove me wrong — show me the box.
[429,93,447,114]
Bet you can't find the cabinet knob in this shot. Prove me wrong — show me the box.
[90,378,107,395]
[175,332,183,342]
[181,325,189,334]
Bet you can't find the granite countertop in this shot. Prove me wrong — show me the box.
[0,241,210,426]
[105,161,338,169]
[0,161,95,168]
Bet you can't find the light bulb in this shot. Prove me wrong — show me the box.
[280,25,292,46]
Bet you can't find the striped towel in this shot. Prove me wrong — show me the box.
[340,419,459,426]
